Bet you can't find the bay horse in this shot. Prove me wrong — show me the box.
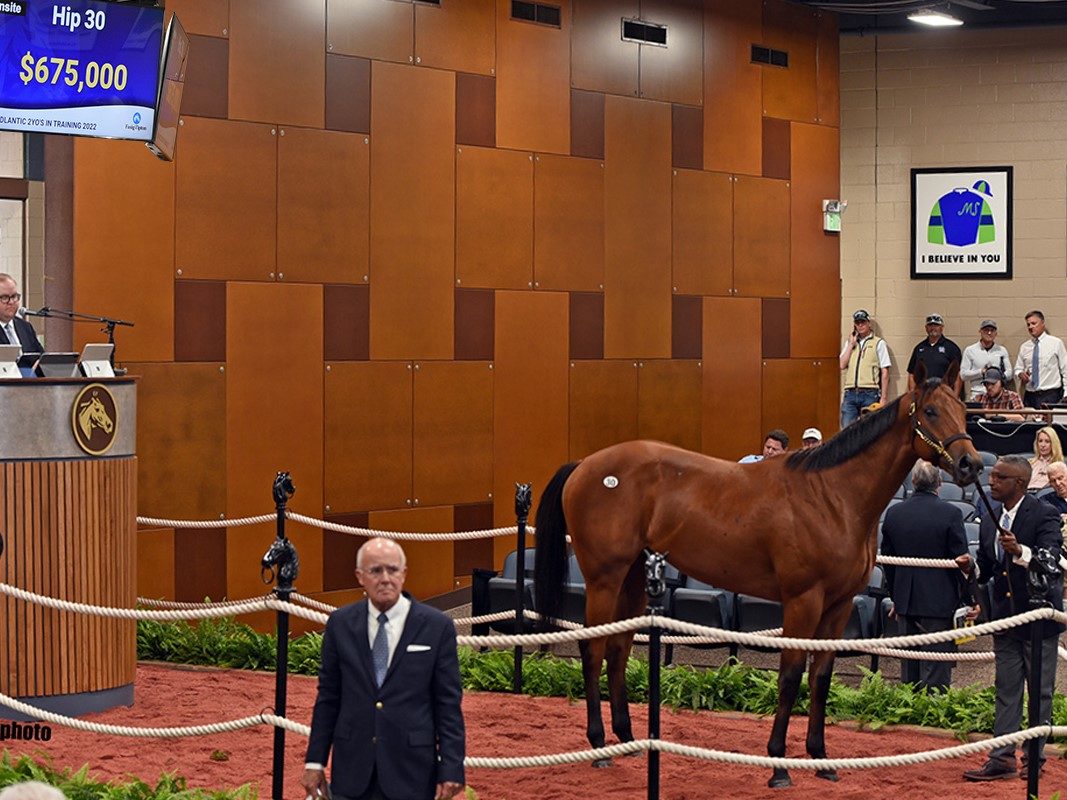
[533,361,981,788]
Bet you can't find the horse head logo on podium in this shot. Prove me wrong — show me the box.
[71,383,118,455]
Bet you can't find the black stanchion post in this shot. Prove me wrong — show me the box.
[644,550,666,800]
[513,482,532,694]
[1023,547,1061,800]
[262,472,298,800]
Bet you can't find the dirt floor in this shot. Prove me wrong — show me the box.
[2,663,1065,800]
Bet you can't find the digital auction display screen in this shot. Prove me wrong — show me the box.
[0,0,163,141]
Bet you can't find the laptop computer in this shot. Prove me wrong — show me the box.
[79,343,115,378]
[34,352,79,378]
[0,344,20,379]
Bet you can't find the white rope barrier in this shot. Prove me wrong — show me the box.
[289,592,339,614]
[284,511,524,540]
[136,596,272,610]
[876,555,957,568]
[0,583,273,621]
[136,514,275,529]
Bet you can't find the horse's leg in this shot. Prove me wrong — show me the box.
[605,559,646,747]
[581,581,621,767]
[767,592,823,789]
[806,596,854,782]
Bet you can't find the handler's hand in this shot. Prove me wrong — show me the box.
[955,554,973,574]
[301,769,327,798]
[435,781,464,800]
[966,604,981,622]
[886,602,896,620]
[998,531,1023,557]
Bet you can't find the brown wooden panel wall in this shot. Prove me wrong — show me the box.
[456,146,533,290]
[368,506,454,599]
[638,360,702,452]
[73,140,175,361]
[493,290,569,551]
[762,0,819,124]
[672,169,733,296]
[229,0,324,127]
[370,63,455,359]
[415,0,495,76]
[413,361,493,507]
[761,359,820,446]
[703,297,761,460]
[703,0,762,175]
[226,283,324,600]
[278,127,369,284]
[569,360,638,459]
[130,362,226,520]
[816,11,840,126]
[137,528,175,601]
[495,0,571,154]
[0,459,136,698]
[328,0,413,63]
[790,122,840,359]
[604,96,672,359]
[533,154,604,292]
[175,117,277,281]
[165,0,229,37]
[639,0,703,105]
[325,361,413,512]
[815,358,841,439]
[733,175,790,298]
[571,0,639,98]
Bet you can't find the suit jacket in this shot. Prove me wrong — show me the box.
[881,491,969,618]
[1,316,43,353]
[306,595,465,800]
[977,494,1065,640]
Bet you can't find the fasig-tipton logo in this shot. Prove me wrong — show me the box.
[0,1,26,15]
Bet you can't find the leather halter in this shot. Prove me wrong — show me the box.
[907,394,972,470]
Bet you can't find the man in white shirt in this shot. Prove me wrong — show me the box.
[1014,310,1067,409]
[961,319,1011,400]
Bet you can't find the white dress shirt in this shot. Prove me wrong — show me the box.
[1014,331,1067,391]
[997,495,1032,568]
[961,341,1011,398]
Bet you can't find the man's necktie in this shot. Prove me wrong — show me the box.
[2,322,14,346]
[997,510,1011,564]
[1032,338,1041,389]
[372,612,389,687]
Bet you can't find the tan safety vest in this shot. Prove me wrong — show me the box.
[847,335,883,390]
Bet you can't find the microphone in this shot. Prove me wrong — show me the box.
[18,306,48,317]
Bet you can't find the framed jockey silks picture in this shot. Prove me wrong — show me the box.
[911,166,1013,280]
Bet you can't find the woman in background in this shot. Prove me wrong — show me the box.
[1028,426,1064,491]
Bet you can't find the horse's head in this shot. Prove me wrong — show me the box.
[643,550,669,600]
[1026,547,1062,607]
[261,535,300,587]
[909,360,982,485]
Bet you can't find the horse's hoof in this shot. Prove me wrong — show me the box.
[768,770,792,789]
[592,758,613,768]
[815,769,839,782]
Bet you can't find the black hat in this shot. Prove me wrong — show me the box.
[852,309,870,322]
[983,367,1004,385]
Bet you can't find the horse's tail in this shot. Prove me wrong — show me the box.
[534,461,580,627]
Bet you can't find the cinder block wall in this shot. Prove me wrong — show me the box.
[841,27,1067,398]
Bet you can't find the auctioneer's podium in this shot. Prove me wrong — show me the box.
[0,377,137,718]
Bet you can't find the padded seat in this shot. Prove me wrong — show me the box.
[666,576,737,663]
[487,548,536,633]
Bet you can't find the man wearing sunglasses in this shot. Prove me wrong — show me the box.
[0,273,42,354]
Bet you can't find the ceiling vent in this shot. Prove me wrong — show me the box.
[511,1,561,27]
[751,44,789,67]
[622,18,667,46]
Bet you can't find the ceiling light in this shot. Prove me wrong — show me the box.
[907,8,964,26]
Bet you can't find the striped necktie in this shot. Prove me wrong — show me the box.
[372,612,389,686]
[1032,338,1041,389]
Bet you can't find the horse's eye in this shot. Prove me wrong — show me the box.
[924,406,938,419]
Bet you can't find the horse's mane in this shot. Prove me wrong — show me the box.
[786,393,912,472]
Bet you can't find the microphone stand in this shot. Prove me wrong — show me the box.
[35,307,134,366]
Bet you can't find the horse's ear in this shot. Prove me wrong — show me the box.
[943,359,960,388]
[914,360,928,386]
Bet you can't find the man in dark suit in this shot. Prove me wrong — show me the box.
[881,460,972,692]
[964,455,1064,782]
[302,537,465,800]
[0,274,42,353]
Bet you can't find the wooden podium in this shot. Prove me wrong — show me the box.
[0,377,137,718]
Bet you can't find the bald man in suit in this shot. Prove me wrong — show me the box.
[302,538,465,800]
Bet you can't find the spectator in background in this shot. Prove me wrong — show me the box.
[881,460,972,693]
[1014,310,1067,409]
[1028,426,1064,492]
[961,320,1011,400]
[976,368,1024,421]
[1041,462,1067,518]
[839,309,890,427]
[801,428,822,449]
[907,313,963,394]
[739,430,789,464]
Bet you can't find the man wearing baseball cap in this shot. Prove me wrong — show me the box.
[839,309,891,427]
[907,313,962,393]
[961,320,1011,400]
[801,428,822,449]
[976,367,1024,421]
